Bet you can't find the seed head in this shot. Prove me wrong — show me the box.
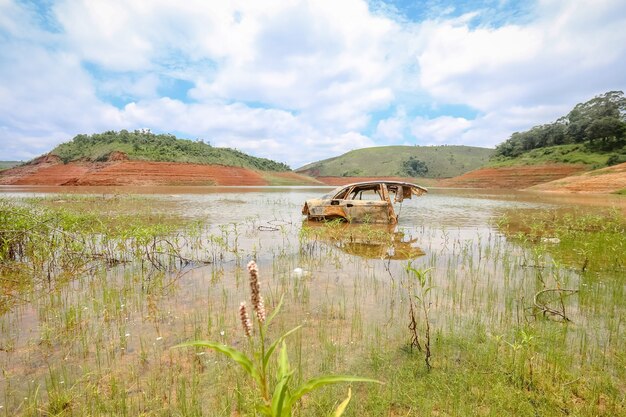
[247,260,266,323]
[239,302,252,337]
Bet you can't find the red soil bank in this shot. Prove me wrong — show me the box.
[529,162,626,193]
[438,164,587,189]
[0,157,270,186]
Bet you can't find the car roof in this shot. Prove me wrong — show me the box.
[336,180,428,193]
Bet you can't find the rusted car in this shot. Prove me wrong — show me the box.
[302,181,427,224]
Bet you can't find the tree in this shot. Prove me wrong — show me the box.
[402,157,428,177]
[585,117,626,151]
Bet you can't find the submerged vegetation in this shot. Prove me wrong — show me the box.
[51,130,291,171]
[1,191,625,416]
[497,207,625,273]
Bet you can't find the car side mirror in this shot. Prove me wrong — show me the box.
[331,200,341,206]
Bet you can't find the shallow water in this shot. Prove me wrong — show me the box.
[0,186,624,414]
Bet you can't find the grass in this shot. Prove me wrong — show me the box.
[1,192,625,416]
[296,145,494,178]
[488,143,625,169]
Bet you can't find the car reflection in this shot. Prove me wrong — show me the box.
[301,220,425,260]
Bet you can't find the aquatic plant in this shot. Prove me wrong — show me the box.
[176,260,381,416]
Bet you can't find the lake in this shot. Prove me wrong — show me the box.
[1,186,624,416]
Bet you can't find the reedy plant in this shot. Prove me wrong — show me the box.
[176,260,381,416]
[405,262,433,370]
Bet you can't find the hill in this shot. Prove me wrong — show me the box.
[0,131,327,186]
[51,130,290,171]
[436,91,626,192]
[296,145,493,178]
[491,91,626,167]
[0,154,321,186]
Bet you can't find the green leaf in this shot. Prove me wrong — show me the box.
[287,376,382,408]
[174,341,262,386]
[271,342,294,417]
[263,325,302,371]
[271,375,292,417]
[277,341,290,381]
[332,388,352,417]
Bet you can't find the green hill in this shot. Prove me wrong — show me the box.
[51,130,290,171]
[296,145,494,178]
[491,91,626,168]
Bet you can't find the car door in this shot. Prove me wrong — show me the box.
[342,183,394,223]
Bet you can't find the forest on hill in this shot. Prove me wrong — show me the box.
[492,91,626,166]
[51,130,291,172]
[296,145,493,178]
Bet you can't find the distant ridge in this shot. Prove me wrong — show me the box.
[296,145,493,178]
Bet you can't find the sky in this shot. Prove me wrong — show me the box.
[1,0,625,168]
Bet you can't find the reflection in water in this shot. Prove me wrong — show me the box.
[302,220,425,260]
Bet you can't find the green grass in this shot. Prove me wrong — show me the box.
[489,144,625,169]
[296,145,494,178]
[50,130,290,171]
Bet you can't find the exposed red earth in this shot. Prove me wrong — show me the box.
[1,154,278,186]
[437,164,588,190]
[529,162,626,193]
[3,155,623,194]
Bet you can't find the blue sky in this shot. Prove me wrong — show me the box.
[1,0,625,167]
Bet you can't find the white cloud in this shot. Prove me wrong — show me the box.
[411,116,471,144]
[1,0,625,167]
[415,0,626,111]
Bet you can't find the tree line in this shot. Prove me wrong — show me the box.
[494,91,626,158]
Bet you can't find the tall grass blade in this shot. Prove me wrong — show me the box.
[287,376,382,408]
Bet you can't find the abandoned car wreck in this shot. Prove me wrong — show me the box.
[302,181,428,224]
